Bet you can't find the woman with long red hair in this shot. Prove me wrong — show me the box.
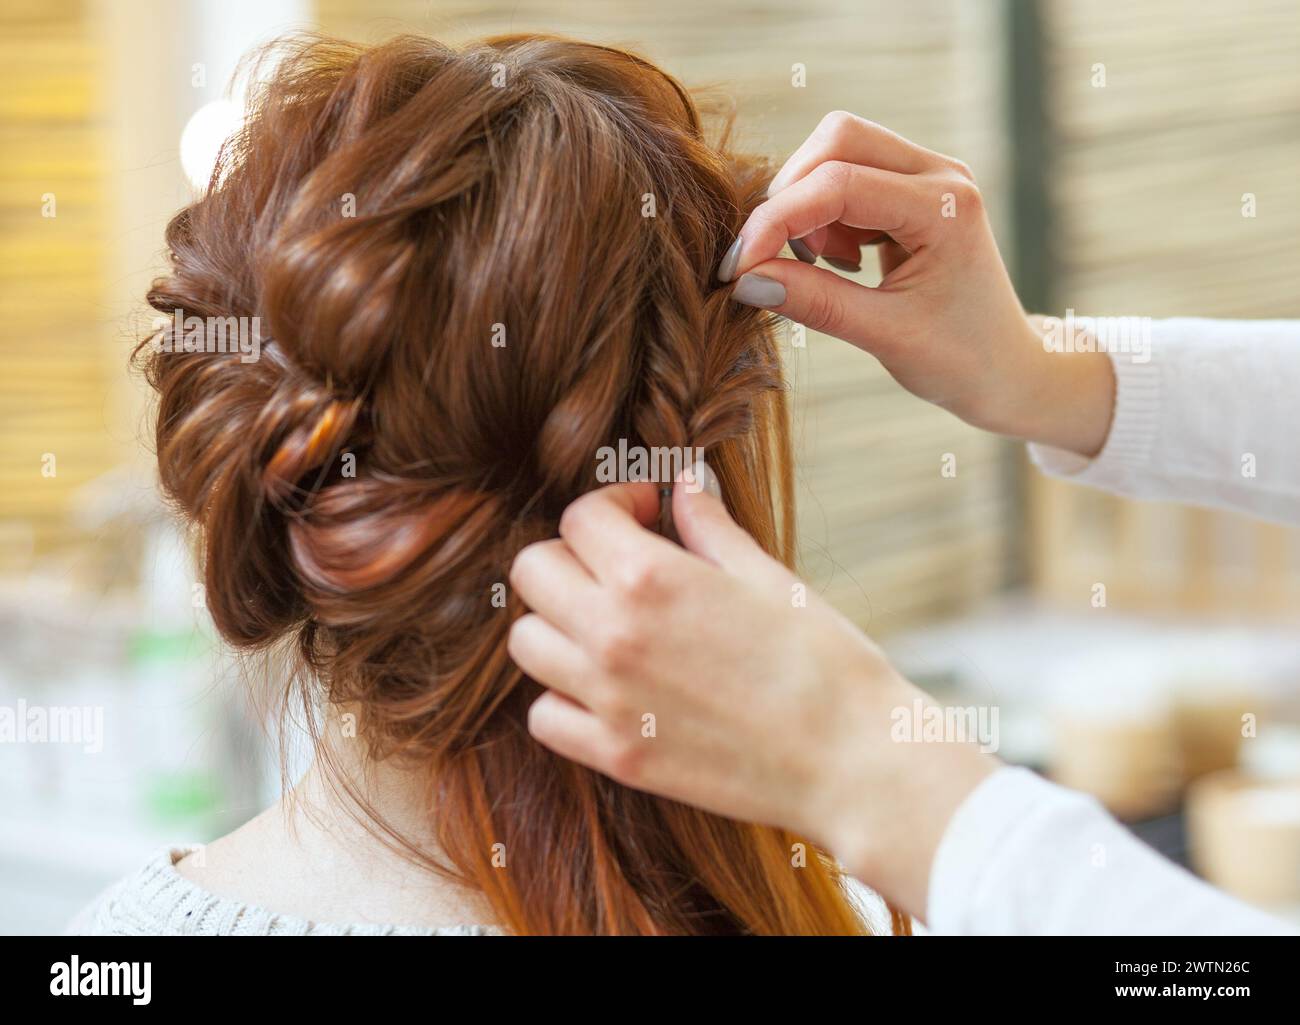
[72,32,906,935]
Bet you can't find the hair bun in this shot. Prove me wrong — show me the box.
[261,390,364,506]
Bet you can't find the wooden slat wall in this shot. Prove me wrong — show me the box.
[1034,0,1300,615]
[317,0,1017,633]
[0,0,113,566]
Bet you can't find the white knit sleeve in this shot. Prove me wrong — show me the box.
[1029,318,1300,526]
[926,766,1297,935]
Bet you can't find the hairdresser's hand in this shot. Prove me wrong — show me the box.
[508,473,997,918]
[719,111,1114,458]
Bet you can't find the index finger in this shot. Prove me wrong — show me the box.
[767,111,950,195]
[557,481,685,583]
[725,161,935,281]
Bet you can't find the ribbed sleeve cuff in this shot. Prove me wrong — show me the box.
[1028,343,1162,486]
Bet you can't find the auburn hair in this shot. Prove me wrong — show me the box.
[137,32,907,935]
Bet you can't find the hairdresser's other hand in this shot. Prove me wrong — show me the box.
[508,475,998,918]
[719,111,1114,458]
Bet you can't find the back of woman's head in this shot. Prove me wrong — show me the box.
[140,32,896,934]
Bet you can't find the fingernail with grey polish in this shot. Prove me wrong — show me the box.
[717,235,744,283]
[788,237,817,265]
[825,257,862,273]
[730,272,785,309]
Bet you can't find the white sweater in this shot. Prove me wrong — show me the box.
[927,318,1300,935]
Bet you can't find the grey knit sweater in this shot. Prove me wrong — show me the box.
[68,846,500,936]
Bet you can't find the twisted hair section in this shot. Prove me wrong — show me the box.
[135,32,906,935]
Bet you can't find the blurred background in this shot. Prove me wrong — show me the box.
[2,0,1299,933]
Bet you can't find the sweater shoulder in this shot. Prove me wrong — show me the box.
[66,845,499,936]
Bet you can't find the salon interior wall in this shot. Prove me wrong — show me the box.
[1032,0,1300,618]
[1,0,122,565]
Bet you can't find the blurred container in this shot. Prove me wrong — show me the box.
[1186,770,1300,907]
[1171,686,1252,781]
[128,521,227,833]
[1048,654,1183,820]
[1052,710,1183,820]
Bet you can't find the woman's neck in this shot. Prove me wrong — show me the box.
[175,745,498,928]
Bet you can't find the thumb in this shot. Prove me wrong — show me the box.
[671,460,790,584]
[728,257,894,356]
